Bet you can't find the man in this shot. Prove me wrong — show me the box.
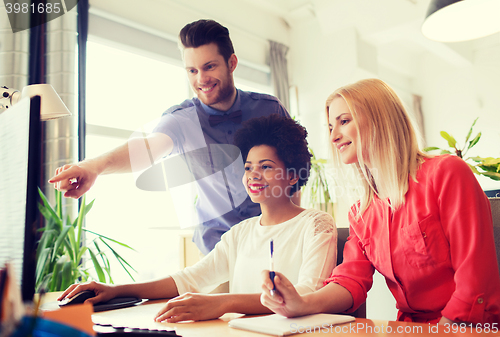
[50,19,292,255]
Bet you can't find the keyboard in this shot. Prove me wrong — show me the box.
[94,324,180,336]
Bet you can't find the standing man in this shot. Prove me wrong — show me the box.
[50,19,292,255]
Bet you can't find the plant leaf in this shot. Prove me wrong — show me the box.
[76,195,86,248]
[440,131,457,149]
[477,164,499,173]
[423,147,441,152]
[60,261,73,291]
[480,157,500,166]
[83,199,95,217]
[66,225,77,262]
[88,248,106,282]
[440,150,453,155]
[467,163,481,175]
[35,248,52,286]
[37,204,62,231]
[36,229,55,260]
[467,132,481,151]
[56,189,63,220]
[481,171,500,181]
[311,158,327,164]
[84,229,136,251]
[77,246,88,263]
[464,117,479,144]
[49,257,65,292]
[38,188,62,227]
[99,238,137,281]
[36,274,53,293]
[52,226,73,263]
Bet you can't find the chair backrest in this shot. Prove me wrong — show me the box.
[336,227,366,318]
[337,228,350,266]
[490,198,500,272]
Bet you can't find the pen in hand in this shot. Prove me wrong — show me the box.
[269,239,276,296]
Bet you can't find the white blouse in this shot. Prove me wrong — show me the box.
[171,208,337,295]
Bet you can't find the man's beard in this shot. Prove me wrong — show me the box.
[198,72,235,108]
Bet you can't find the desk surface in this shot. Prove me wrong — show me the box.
[43,293,494,337]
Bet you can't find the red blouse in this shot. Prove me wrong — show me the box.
[326,155,500,323]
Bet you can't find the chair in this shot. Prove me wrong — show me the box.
[489,197,500,273]
[337,227,367,318]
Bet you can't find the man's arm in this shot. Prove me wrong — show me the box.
[49,132,174,199]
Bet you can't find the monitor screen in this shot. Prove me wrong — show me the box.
[0,96,41,302]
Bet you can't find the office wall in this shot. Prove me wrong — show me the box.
[287,7,500,320]
[88,0,289,70]
[414,39,500,191]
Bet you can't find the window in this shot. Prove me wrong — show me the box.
[85,40,189,283]
[85,20,274,283]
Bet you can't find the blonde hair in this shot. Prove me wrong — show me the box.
[325,78,427,216]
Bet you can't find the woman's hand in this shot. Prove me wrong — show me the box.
[438,316,455,325]
[155,293,227,323]
[57,281,118,305]
[260,270,307,317]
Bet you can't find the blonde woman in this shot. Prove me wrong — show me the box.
[261,78,500,324]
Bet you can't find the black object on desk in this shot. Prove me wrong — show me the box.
[95,325,180,336]
[93,297,143,312]
[59,290,143,312]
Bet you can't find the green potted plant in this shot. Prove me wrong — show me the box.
[302,148,335,218]
[36,189,136,292]
[424,118,500,181]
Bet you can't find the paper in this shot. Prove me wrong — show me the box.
[229,313,355,336]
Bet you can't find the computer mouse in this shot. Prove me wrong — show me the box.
[58,290,96,307]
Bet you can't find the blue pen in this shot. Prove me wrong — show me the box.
[269,239,276,296]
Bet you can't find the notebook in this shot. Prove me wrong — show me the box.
[228,313,356,336]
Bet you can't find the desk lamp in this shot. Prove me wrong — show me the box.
[422,0,500,42]
[0,84,71,120]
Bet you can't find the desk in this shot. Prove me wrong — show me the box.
[43,294,493,337]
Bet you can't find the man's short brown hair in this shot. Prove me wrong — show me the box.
[179,19,235,63]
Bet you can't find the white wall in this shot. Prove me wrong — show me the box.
[287,4,500,321]
[287,18,398,321]
[415,39,500,191]
[89,0,289,69]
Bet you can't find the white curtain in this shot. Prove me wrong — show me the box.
[269,40,290,112]
[0,4,29,96]
[412,94,426,147]
[0,5,79,211]
[41,11,79,217]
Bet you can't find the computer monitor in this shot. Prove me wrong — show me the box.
[0,96,41,302]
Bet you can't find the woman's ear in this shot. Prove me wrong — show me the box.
[289,175,299,186]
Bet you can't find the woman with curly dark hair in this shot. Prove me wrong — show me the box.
[58,114,337,323]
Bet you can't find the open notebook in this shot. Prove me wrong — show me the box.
[228,313,356,336]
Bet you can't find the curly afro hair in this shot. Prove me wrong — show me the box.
[234,114,312,195]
